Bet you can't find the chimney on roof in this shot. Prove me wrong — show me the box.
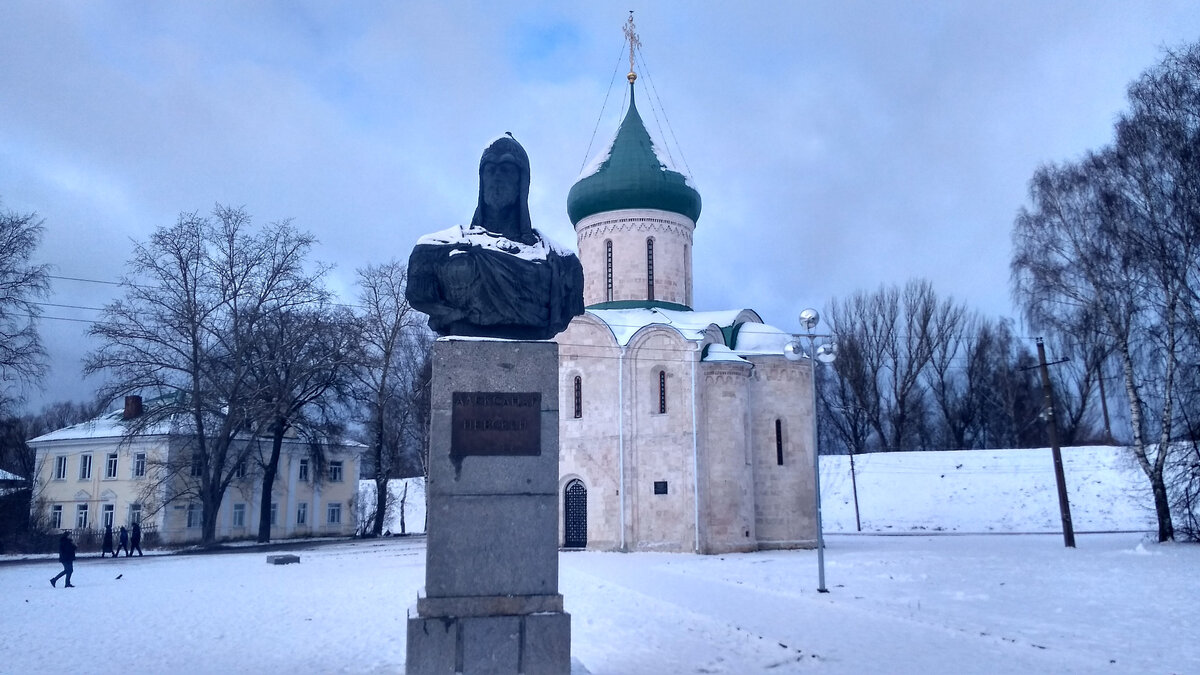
[123,395,144,420]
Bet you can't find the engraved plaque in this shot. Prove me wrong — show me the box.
[451,391,542,458]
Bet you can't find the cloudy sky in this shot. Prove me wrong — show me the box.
[2,1,1198,411]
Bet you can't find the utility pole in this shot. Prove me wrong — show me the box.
[1036,338,1076,548]
[1096,364,1114,444]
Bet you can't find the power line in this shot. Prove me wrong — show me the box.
[47,274,122,286]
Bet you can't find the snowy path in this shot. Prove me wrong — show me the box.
[564,541,1125,674]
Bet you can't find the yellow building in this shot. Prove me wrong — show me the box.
[29,396,363,545]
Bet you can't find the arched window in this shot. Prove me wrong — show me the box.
[605,240,613,302]
[657,370,667,414]
[646,238,655,300]
[775,419,784,465]
[573,376,582,419]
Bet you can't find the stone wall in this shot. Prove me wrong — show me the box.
[557,316,625,550]
[747,355,818,549]
[698,361,758,553]
[575,208,695,307]
[624,328,700,551]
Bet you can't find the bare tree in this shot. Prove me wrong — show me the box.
[1042,330,1106,446]
[246,304,355,542]
[828,279,946,451]
[1013,147,1182,542]
[0,201,49,414]
[85,205,325,545]
[351,261,432,537]
[923,305,979,450]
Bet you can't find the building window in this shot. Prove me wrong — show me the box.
[298,458,309,482]
[270,502,278,526]
[296,502,308,526]
[105,453,118,479]
[186,503,200,528]
[776,419,784,466]
[129,503,142,526]
[573,376,583,419]
[51,505,63,529]
[75,504,89,529]
[134,453,146,478]
[329,461,343,482]
[327,502,342,525]
[190,454,203,477]
[54,456,67,480]
[232,503,246,527]
[605,239,613,302]
[103,503,114,528]
[653,481,668,495]
[78,454,93,480]
[234,460,246,479]
[646,238,655,301]
[657,370,667,414]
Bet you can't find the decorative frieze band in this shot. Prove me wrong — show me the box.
[577,217,694,241]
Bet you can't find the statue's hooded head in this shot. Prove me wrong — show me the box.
[471,134,534,244]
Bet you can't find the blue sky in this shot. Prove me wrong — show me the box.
[3,1,1199,409]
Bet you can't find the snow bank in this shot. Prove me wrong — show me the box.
[820,446,1157,534]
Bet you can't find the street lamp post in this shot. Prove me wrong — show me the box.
[785,308,836,593]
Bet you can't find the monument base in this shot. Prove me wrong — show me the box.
[406,339,571,675]
[407,604,571,675]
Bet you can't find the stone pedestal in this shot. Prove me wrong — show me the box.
[407,339,571,675]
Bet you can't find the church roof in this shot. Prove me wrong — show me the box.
[567,84,702,225]
[588,307,752,347]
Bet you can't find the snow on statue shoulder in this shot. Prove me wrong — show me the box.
[406,134,584,340]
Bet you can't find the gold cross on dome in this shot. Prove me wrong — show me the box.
[624,11,640,83]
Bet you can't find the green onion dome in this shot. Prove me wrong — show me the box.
[567,85,702,226]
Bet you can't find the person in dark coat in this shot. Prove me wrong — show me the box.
[102,524,114,558]
[116,526,130,557]
[50,531,77,587]
[131,522,143,556]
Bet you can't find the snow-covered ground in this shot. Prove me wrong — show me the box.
[3,446,1194,674]
[2,534,1195,674]
[819,445,1158,534]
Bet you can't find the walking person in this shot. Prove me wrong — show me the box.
[102,524,114,558]
[116,526,130,557]
[131,522,143,556]
[50,531,77,588]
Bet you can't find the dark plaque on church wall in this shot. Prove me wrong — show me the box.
[451,391,542,458]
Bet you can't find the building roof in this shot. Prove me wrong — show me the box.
[581,307,797,366]
[567,83,702,225]
[0,468,23,482]
[27,398,364,450]
[27,406,170,444]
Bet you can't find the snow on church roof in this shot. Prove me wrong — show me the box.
[588,307,751,346]
[584,307,797,364]
[728,322,796,356]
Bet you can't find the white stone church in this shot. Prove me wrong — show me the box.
[553,73,818,554]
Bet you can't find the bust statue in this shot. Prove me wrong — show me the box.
[406,135,585,340]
